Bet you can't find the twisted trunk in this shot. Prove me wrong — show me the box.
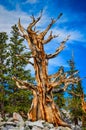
[26,35,69,127]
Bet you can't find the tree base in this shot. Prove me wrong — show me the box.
[27,94,71,128]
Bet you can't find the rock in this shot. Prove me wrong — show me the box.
[50,128,57,130]
[78,121,82,127]
[0,117,3,121]
[0,122,5,127]
[43,122,54,128]
[13,112,24,122]
[13,112,24,130]
[5,113,10,120]
[43,126,50,130]
[25,120,44,128]
[32,126,42,130]
[73,125,81,130]
[24,126,30,130]
[7,117,14,122]
[0,122,17,130]
[0,112,81,130]
[56,126,72,130]
[71,124,81,130]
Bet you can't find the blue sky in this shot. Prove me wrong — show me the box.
[0,0,86,93]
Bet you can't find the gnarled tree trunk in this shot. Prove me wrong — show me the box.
[13,11,80,127]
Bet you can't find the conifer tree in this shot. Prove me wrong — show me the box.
[67,52,83,125]
[6,25,34,116]
[0,32,9,118]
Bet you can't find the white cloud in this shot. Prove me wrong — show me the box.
[0,5,84,42]
[0,5,31,35]
[50,28,84,42]
[23,0,38,4]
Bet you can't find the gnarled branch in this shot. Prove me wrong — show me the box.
[48,71,79,91]
[47,35,70,59]
[12,76,36,91]
[18,18,28,37]
[48,68,63,79]
[52,84,68,93]
[42,31,59,44]
[38,13,63,39]
[27,10,43,31]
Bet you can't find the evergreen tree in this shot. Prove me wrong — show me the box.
[6,25,34,116]
[67,52,83,125]
[0,32,9,118]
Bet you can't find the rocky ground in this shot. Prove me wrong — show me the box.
[0,112,82,130]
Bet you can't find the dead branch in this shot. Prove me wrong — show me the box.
[42,31,59,44]
[52,77,79,88]
[18,18,28,37]
[52,84,68,93]
[48,71,80,91]
[38,13,63,39]
[47,35,70,59]
[12,76,36,91]
[27,10,43,31]
[48,68,63,79]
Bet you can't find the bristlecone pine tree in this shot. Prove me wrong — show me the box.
[12,11,80,127]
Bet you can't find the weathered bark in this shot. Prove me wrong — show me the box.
[12,11,79,127]
[81,93,86,127]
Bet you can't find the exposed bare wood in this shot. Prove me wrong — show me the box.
[18,18,28,36]
[42,31,59,44]
[12,76,36,91]
[47,35,70,59]
[80,93,86,127]
[48,71,79,91]
[81,93,86,113]
[18,19,34,51]
[38,13,63,39]
[53,88,63,93]
[48,69,63,79]
[27,10,43,31]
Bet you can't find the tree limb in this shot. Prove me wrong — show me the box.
[52,84,68,93]
[27,10,43,30]
[47,35,70,59]
[48,68,63,79]
[15,54,34,66]
[12,76,36,91]
[18,18,34,50]
[38,13,63,39]
[48,71,79,91]
[42,31,59,44]
[18,18,28,37]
